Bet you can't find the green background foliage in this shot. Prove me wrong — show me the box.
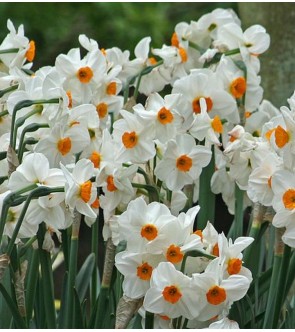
[0,2,237,69]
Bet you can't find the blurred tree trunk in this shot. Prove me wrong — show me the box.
[238,3,295,107]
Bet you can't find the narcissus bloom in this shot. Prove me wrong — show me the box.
[143,262,200,319]
[96,164,138,212]
[118,196,177,253]
[172,70,238,124]
[8,152,65,192]
[35,122,90,167]
[155,134,212,191]
[247,152,283,206]
[115,251,164,299]
[61,158,97,219]
[112,109,156,163]
[134,92,183,143]
[192,258,251,321]
[189,97,223,146]
[271,169,295,247]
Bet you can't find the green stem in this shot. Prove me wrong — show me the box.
[0,284,26,328]
[17,138,39,163]
[133,61,163,101]
[233,184,244,239]
[0,84,18,98]
[272,244,291,328]
[6,186,64,256]
[0,48,19,54]
[188,40,206,53]
[10,98,59,149]
[145,311,154,329]
[197,145,215,229]
[0,110,9,117]
[262,228,285,328]
[25,248,39,325]
[37,223,56,328]
[19,236,37,257]
[91,217,99,307]
[64,210,81,328]
[132,182,160,202]
[17,123,49,162]
[224,48,240,56]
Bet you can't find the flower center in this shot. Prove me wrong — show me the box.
[162,285,182,304]
[57,137,72,156]
[166,244,183,264]
[178,47,188,63]
[77,66,93,83]
[212,243,219,256]
[192,97,213,114]
[227,258,242,275]
[148,57,157,65]
[89,151,101,168]
[6,209,16,223]
[91,197,100,209]
[206,285,226,305]
[176,154,192,172]
[230,77,246,99]
[157,107,174,125]
[194,229,203,240]
[171,32,179,47]
[141,224,158,241]
[80,180,92,203]
[106,82,117,95]
[66,91,73,109]
[25,40,35,62]
[275,125,289,148]
[106,175,117,192]
[122,131,138,149]
[267,176,272,188]
[211,115,223,133]
[96,102,108,119]
[137,262,153,280]
[283,189,295,210]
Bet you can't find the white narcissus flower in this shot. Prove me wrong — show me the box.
[134,92,183,144]
[218,233,253,281]
[271,169,295,247]
[35,122,90,167]
[272,106,295,170]
[118,196,177,253]
[196,8,241,39]
[192,258,251,321]
[0,19,35,70]
[8,152,65,191]
[247,152,283,206]
[61,158,97,219]
[96,164,138,212]
[155,134,212,191]
[208,316,239,329]
[115,251,164,299]
[0,191,38,241]
[112,109,156,164]
[189,97,223,146]
[172,69,238,124]
[55,47,107,90]
[143,262,200,320]
[217,22,270,56]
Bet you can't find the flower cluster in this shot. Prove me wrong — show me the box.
[0,6,292,329]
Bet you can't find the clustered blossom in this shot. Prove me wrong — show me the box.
[1,6,293,329]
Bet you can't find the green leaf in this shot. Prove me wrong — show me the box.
[0,284,26,328]
[0,266,13,328]
[75,253,95,302]
[73,288,85,328]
